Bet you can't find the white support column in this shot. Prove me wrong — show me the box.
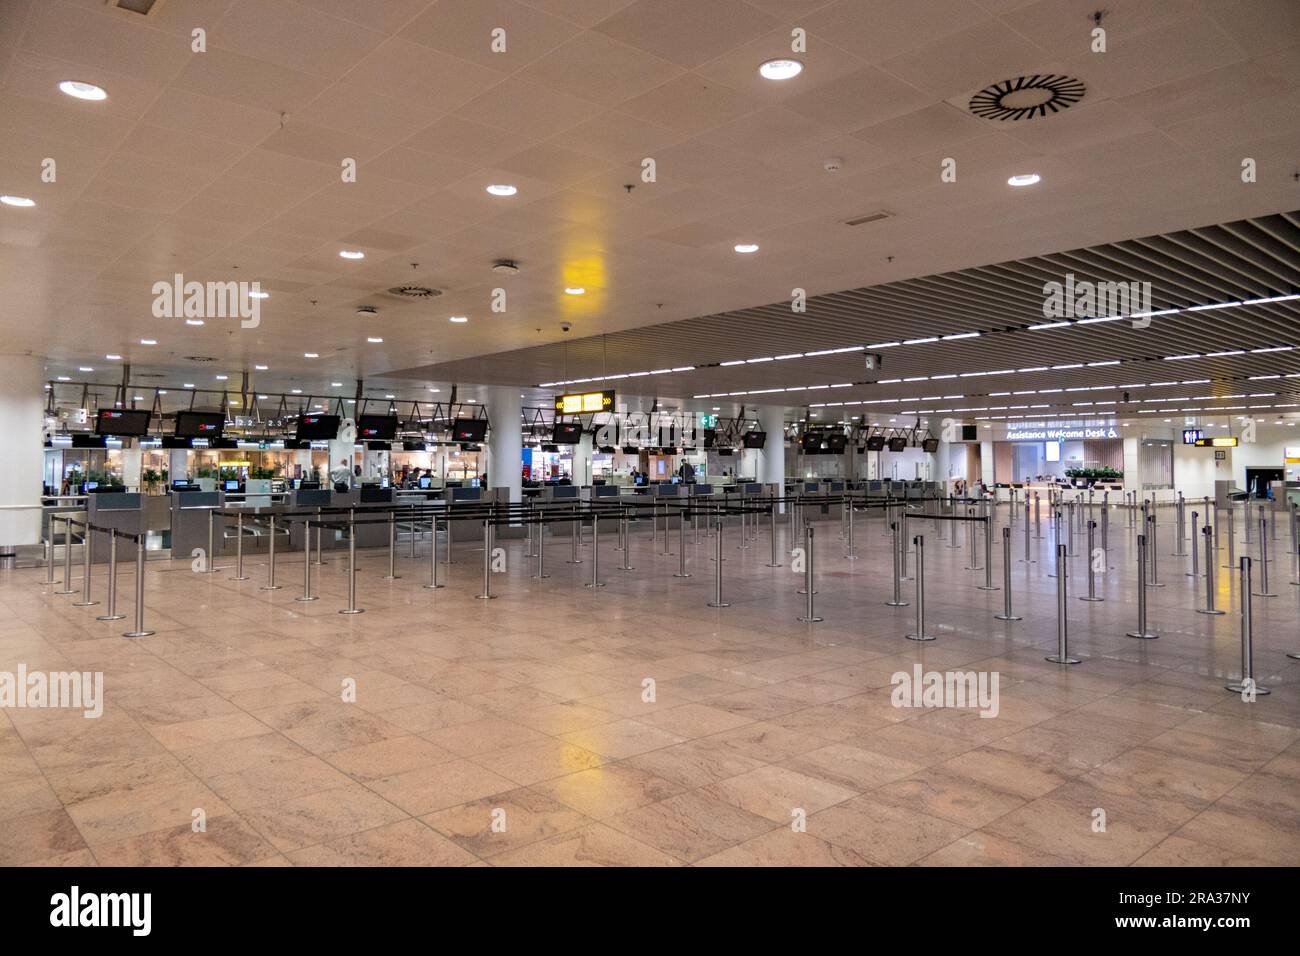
[573,430,593,487]
[759,406,785,508]
[0,355,47,548]
[486,387,522,505]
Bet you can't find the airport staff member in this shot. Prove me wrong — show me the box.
[330,458,353,492]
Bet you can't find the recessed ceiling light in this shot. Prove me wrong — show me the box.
[254,364,268,370]
[367,337,383,343]
[215,374,228,380]
[291,388,302,394]
[304,352,318,358]
[1,195,35,207]
[57,375,70,381]
[449,315,468,323]
[183,383,194,388]
[485,184,518,196]
[105,354,121,360]
[140,339,156,345]
[330,382,343,387]
[1008,173,1041,187]
[58,80,106,101]
[758,59,803,80]
[338,250,365,259]
[185,318,204,326]
[248,290,269,299]
[78,366,93,372]
[734,243,759,254]
[564,287,585,295]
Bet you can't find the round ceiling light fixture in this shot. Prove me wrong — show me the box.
[58,80,107,101]
[486,184,518,196]
[339,249,365,259]
[0,195,35,207]
[564,287,585,295]
[1007,173,1041,187]
[734,243,759,254]
[449,316,468,323]
[492,259,520,274]
[758,58,803,81]
[968,74,1085,121]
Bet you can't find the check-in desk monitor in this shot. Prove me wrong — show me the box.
[590,485,618,499]
[692,483,714,497]
[655,483,680,497]
[360,487,393,504]
[550,485,579,500]
[451,486,481,503]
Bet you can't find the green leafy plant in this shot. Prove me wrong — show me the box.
[141,467,161,493]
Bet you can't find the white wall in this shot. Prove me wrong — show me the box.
[0,355,45,546]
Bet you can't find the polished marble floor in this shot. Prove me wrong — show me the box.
[2,503,1298,866]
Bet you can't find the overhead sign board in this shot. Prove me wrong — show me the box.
[1193,437,1238,448]
[1005,426,1119,441]
[554,390,615,415]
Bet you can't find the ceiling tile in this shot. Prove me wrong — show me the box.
[592,0,778,68]
[782,66,933,131]
[619,74,760,134]
[399,0,582,72]
[515,31,684,106]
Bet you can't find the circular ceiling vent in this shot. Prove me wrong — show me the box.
[969,74,1085,121]
[184,355,218,362]
[386,285,442,299]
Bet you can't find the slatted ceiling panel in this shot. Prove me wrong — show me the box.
[393,211,1300,423]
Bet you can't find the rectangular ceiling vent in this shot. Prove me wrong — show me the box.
[105,0,166,15]
[842,210,893,227]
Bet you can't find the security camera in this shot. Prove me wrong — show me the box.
[560,322,572,333]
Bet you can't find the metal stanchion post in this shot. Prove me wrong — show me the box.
[905,535,933,641]
[886,521,908,607]
[1254,515,1276,597]
[477,521,495,599]
[231,512,248,581]
[1226,557,1269,695]
[798,525,822,623]
[55,518,77,594]
[585,515,604,589]
[1188,511,1200,578]
[1126,534,1158,639]
[1046,544,1080,663]
[708,515,729,607]
[296,520,318,602]
[96,533,124,621]
[1174,495,1186,556]
[1067,501,1075,556]
[383,512,400,580]
[995,527,1020,620]
[568,512,582,565]
[206,509,221,573]
[313,507,324,566]
[1021,500,1034,563]
[766,504,782,568]
[1224,506,1236,570]
[1034,492,1042,539]
[339,522,364,614]
[535,516,551,580]
[965,508,979,571]
[1080,520,1102,602]
[262,514,282,590]
[425,519,444,589]
[73,525,98,607]
[123,538,155,638]
[1197,526,1224,616]
[846,502,857,559]
[1146,514,1164,587]
[672,510,688,577]
[978,516,996,590]
[43,532,55,586]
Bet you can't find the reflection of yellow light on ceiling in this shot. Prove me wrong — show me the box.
[560,253,605,314]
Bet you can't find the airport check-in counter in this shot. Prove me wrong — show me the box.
[539,484,583,538]
[441,485,482,547]
[289,488,335,552]
[168,490,222,562]
[349,487,396,548]
[87,492,145,563]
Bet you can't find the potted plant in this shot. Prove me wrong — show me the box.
[141,467,161,494]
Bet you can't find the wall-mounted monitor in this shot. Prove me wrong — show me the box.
[961,424,978,442]
[161,436,191,449]
[72,434,107,448]
[295,413,340,441]
[452,418,488,443]
[887,437,907,452]
[403,440,427,451]
[742,430,766,449]
[552,422,583,444]
[921,437,939,453]
[703,429,716,448]
[95,409,151,437]
[800,432,822,453]
[357,414,399,441]
[825,433,847,453]
[174,410,225,439]
[620,445,640,455]
[865,435,886,451]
